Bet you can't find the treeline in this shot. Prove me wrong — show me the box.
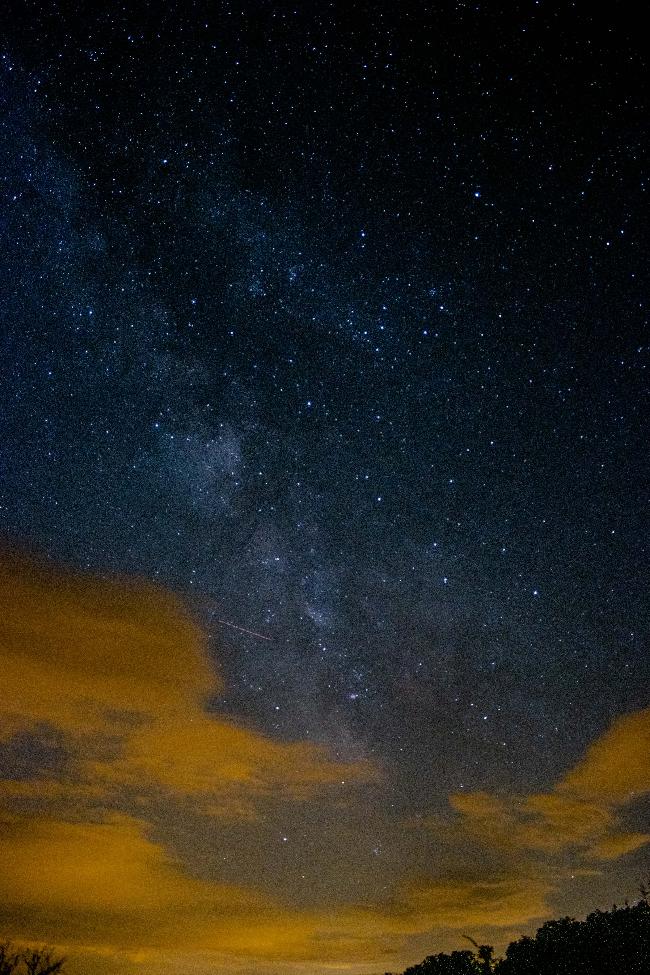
[3,893,650,974]
[394,895,650,975]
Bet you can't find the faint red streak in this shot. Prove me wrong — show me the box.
[212,617,273,641]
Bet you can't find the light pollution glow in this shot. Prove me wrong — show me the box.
[1,553,649,975]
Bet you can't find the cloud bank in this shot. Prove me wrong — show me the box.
[1,553,648,973]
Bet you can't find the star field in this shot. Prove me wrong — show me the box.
[0,3,648,972]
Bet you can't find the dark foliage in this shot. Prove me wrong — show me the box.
[0,946,64,975]
[497,900,650,975]
[394,898,650,975]
[403,950,484,975]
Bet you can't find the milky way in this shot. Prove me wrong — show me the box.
[0,3,648,971]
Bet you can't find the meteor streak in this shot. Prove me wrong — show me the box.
[212,617,273,641]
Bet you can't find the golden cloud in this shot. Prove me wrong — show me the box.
[2,552,648,974]
[0,810,325,960]
[328,873,551,941]
[559,707,650,803]
[0,804,552,974]
[448,790,615,854]
[0,553,375,810]
[447,708,650,864]
[4,807,525,969]
[0,554,386,971]
[403,874,551,929]
[0,555,213,738]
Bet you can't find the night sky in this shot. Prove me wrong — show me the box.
[0,3,648,973]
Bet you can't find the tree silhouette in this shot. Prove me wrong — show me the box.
[403,949,489,974]
[0,947,64,975]
[21,950,65,975]
[463,936,496,973]
[0,945,20,975]
[394,894,650,975]
[495,900,650,974]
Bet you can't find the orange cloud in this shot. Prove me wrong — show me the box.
[448,790,616,854]
[446,709,650,865]
[2,552,648,975]
[0,553,384,972]
[0,554,213,738]
[0,553,374,812]
[0,813,213,914]
[403,874,551,930]
[327,873,551,941]
[559,707,650,803]
[3,808,503,969]
[0,810,324,960]
[96,714,368,801]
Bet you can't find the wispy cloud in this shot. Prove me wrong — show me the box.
[445,708,650,864]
